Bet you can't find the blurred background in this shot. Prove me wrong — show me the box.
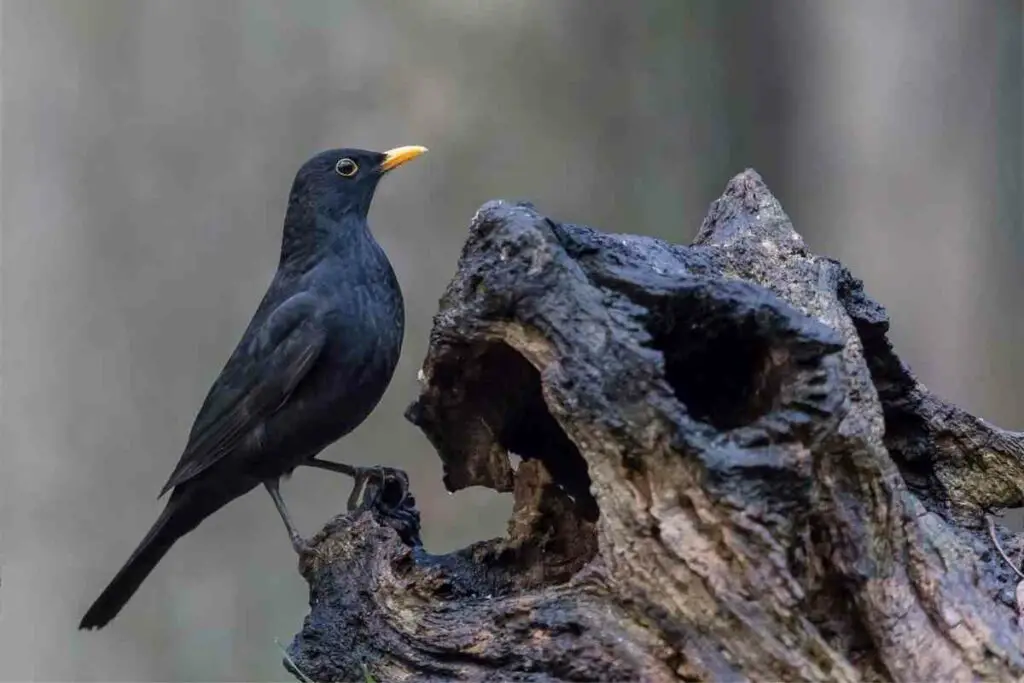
[2,0,1020,680]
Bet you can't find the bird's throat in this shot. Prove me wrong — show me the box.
[278,207,374,274]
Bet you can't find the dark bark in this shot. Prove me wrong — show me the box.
[285,171,1024,682]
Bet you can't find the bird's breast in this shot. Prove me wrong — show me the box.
[313,251,404,418]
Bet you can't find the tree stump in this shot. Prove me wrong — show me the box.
[285,170,1024,682]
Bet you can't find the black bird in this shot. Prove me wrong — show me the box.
[79,145,427,630]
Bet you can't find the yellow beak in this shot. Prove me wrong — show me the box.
[379,145,428,173]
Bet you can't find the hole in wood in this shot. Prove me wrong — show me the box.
[476,342,598,522]
[411,339,599,523]
[646,297,784,430]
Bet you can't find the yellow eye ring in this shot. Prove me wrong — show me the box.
[335,158,358,177]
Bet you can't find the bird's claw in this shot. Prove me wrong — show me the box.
[302,458,411,513]
[348,466,411,513]
[347,465,386,511]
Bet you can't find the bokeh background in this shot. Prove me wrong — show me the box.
[2,0,1021,680]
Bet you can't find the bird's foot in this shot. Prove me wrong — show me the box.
[288,532,315,557]
[355,467,411,513]
[304,459,408,512]
[303,459,418,544]
[357,467,421,547]
[347,465,389,512]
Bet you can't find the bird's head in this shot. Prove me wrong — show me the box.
[288,145,428,221]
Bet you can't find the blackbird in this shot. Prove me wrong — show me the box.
[79,145,427,630]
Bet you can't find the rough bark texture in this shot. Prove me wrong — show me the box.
[286,171,1024,682]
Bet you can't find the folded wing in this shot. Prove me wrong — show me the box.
[158,292,327,496]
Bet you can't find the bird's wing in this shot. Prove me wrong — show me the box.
[158,292,327,496]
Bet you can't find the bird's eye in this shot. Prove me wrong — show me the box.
[335,158,358,177]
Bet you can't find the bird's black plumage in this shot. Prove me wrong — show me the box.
[79,145,427,630]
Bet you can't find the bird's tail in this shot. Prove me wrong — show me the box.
[79,492,202,630]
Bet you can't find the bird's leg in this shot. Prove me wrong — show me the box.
[304,460,388,511]
[263,479,310,554]
[303,459,362,477]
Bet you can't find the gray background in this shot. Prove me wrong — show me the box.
[2,1,1021,680]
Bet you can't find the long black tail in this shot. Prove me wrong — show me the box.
[79,494,197,629]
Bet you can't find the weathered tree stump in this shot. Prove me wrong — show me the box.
[285,171,1024,682]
